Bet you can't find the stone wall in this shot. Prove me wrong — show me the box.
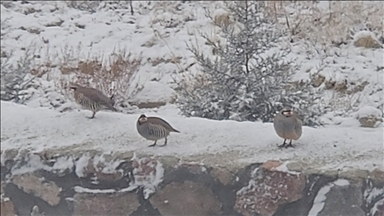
[1,151,383,216]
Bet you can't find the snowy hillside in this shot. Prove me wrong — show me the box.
[1,101,383,173]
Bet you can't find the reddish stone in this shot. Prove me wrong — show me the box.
[373,198,384,216]
[73,192,139,215]
[1,198,16,216]
[235,166,306,216]
[261,160,282,170]
[150,181,222,216]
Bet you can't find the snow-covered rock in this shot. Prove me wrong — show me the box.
[353,30,382,49]
[355,106,383,128]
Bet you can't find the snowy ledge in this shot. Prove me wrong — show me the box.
[1,101,384,216]
[1,101,383,177]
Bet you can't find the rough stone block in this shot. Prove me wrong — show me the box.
[150,181,222,216]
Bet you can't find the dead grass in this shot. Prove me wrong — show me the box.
[58,49,142,106]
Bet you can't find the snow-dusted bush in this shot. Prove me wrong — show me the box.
[177,1,324,126]
[0,47,37,103]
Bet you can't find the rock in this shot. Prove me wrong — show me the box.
[73,192,139,216]
[1,188,16,216]
[353,31,382,49]
[1,197,16,216]
[371,197,384,216]
[334,79,348,93]
[214,13,231,28]
[129,81,175,108]
[325,79,336,90]
[356,106,383,128]
[150,181,222,216]
[130,157,164,199]
[235,166,306,216]
[210,167,233,186]
[179,163,207,175]
[12,173,61,206]
[359,117,383,128]
[311,74,326,87]
[44,19,64,27]
[314,179,365,216]
[371,169,384,184]
[76,156,123,182]
[261,160,282,170]
[363,178,384,216]
[135,101,166,109]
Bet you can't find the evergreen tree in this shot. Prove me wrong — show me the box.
[177,1,324,126]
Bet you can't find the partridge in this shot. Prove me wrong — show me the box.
[69,83,117,119]
[136,114,180,147]
[273,108,302,148]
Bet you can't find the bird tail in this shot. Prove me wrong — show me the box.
[68,82,81,90]
[109,106,118,112]
[172,128,180,133]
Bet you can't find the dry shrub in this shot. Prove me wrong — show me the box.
[60,50,142,107]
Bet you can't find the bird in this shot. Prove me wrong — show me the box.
[136,114,180,147]
[273,107,302,148]
[69,83,117,119]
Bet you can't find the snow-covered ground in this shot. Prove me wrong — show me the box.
[1,1,383,114]
[1,1,383,174]
[1,101,383,173]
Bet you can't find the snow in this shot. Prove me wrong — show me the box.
[74,186,116,194]
[333,179,350,186]
[1,101,383,174]
[308,183,333,216]
[274,161,301,175]
[75,153,91,178]
[1,1,382,111]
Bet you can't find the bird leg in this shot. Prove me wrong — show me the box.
[285,140,294,148]
[278,139,287,148]
[148,140,157,147]
[159,137,167,147]
[87,111,96,119]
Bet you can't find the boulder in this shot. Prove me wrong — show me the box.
[356,106,383,128]
[12,173,61,206]
[73,192,139,216]
[312,179,365,216]
[150,181,222,216]
[353,31,382,49]
[235,161,306,216]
